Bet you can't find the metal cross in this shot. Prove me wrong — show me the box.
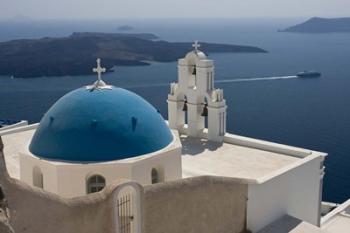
[93,58,106,83]
[192,40,201,53]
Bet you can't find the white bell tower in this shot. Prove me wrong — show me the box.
[167,41,227,142]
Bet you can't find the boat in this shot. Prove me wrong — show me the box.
[297,71,321,78]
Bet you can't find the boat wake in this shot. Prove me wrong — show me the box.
[216,75,298,83]
[121,75,299,89]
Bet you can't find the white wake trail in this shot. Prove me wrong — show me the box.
[216,76,298,83]
[121,76,299,89]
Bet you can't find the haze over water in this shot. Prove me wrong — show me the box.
[0,19,350,202]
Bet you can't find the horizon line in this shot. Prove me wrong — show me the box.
[1,15,348,22]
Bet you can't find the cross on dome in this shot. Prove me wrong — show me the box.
[192,40,201,53]
[93,58,106,83]
[87,58,112,90]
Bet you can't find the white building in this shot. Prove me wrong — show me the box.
[1,42,349,233]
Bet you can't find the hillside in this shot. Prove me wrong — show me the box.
[281,17,350,33]
[0,32,267,78]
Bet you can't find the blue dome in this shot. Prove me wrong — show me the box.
[29,86,173,162]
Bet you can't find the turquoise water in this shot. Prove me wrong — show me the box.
[1,19,350,202]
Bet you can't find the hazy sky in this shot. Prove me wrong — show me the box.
[1,0,350,20]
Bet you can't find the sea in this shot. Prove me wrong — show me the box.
[0,18,349,203]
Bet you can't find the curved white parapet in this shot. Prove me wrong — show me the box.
[0,123,38,136]
[0,121,29,132]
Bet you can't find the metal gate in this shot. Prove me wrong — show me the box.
[117,194,134,233]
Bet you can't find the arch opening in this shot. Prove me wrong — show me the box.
[114,182,142,233]
[183,96,188,125]
[33,166,43,189]
[188,65,197,89]
[151,168,159,184]
[202,97,209,129]
[87,174,106,194]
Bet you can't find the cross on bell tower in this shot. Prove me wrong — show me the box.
[192,40,201,53]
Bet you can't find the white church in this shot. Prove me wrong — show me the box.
[0,42,349,233]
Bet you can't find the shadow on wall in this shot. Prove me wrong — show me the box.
[143,176,248,233]
[257,215,310,233]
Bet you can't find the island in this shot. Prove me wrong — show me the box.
[117,25,134,31]
[0,32,267,78]
[280,17,350,33]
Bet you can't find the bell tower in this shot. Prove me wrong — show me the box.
[167,41,227,142]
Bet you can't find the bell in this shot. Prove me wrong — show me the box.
[182,101,188,112]
[192,66,196,75]
[201,105,208,117]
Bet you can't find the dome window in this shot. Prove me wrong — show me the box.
[87,175,106,194]
[151,168,159,184]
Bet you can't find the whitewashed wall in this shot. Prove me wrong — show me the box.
[19,132,182,198]
[20,154,59,193]
[130,147,182,184]
[247,155,324,232]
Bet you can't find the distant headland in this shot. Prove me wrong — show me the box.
[117,25,134,31]
[280,17,350,33]
[0,32,267,78]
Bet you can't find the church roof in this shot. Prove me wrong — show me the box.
[184,40,208,62]
[29,86,173,162]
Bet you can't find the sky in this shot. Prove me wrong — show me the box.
[1,0,350,20]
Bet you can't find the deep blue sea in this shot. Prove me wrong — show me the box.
[0,18,350,203]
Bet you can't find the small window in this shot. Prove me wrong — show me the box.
[33,166,43,189]
[87,175,106,194]
[151,168,159,184]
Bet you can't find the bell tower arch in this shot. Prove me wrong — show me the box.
[167,41,227,142]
